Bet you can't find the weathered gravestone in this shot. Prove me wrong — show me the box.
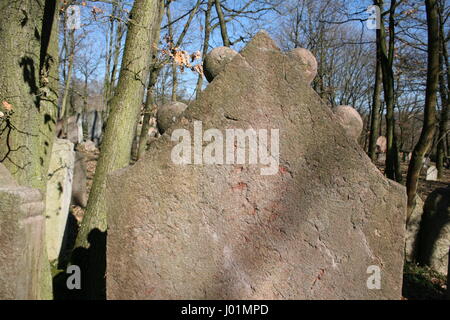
[45,139,75,261]
[72,151,88,208]
[0,164,48,299]
[417,187,450,275]
[66,114,83,145]
[405,195,424,262]
[426,165,438,181]
[106,32,407,299]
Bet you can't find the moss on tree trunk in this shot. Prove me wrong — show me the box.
[0,0,60,299]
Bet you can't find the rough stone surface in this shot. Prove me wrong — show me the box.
[0,164,47,299]
[405,196,424,262]
[203,46,239,82]
[333,105,363,141]
[417,187,450,275]
[106,32,407,300]
[376,136,387,154]
[45,139,75,261]
[287,48,317,85]
[157,101,188,134]
[72,151,87,207]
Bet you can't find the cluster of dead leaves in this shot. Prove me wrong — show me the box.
[161,35,203,75]
[0,101,13,119]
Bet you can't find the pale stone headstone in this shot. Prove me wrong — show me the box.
[426,165,438,181]
[0,164,48,299]
[106,31,407,300]
[45,139,75,261]
[417,187,450,275]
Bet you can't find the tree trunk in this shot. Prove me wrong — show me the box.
[368,29,383,162]
[215,0,231,47]
[377,0,402,182]
[436,1,449,179]
[60,29,75,121]
[0,0,59,299]
[195,0,214,98]
[137,0,165,160]
[73,0,159,299]
[406,0,439,222]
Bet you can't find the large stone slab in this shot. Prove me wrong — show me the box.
[45,139,75,261]
[106,31,407,299]
[0,164,47,299]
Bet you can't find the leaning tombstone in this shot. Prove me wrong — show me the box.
[45,139,75,262]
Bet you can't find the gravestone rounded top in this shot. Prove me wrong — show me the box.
[287,48,317,85]
[333,105,363,140]
[203,46,239,83]
[157,101,188,134]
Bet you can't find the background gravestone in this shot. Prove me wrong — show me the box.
[72,151,88,208]
[0,164,48,299]
[45,138,75,262]
[66,115,83,145]
[426,165,438,181]
[106,32,406,300]
[417,187,450,275]
[405,195,424,262]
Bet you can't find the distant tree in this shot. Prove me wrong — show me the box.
[406,0,440,221]
[73,0,160,299]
